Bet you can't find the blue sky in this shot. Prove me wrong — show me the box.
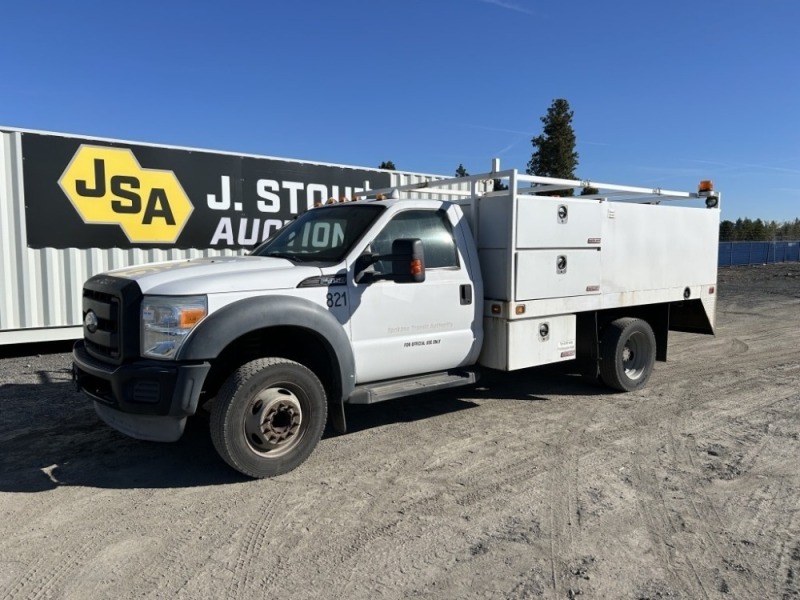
[2,0,798,223]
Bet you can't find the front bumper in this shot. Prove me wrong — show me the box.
[72,340,211,418]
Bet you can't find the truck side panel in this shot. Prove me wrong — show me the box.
[515,249,602,300]
[475,191,718,371]
[516,196,603,249]
[479,313,576,370]
[600,202,719,294]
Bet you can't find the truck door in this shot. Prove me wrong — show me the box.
[348,208,479,383]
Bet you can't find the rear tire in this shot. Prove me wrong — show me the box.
[600,318,656,392]
[211,358,327,478]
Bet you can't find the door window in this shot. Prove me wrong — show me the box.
[371,209,459,272]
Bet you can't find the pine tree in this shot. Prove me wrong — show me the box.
[527,99,579,196]
[752,219,767,241]
[455,164,469,177]
[493,179,509,191]
[378,161,396,170]
[719,220,735,241]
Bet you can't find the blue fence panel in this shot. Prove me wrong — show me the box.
[718,241,800,267]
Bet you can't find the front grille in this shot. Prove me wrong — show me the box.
[83,290,120,359]
[82,275,143,365]
[84,288,115,304]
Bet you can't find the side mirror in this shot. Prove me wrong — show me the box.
[354,253,378,282]
[390,238,425,283]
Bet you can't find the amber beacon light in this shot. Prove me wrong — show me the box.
[698,180,719,208]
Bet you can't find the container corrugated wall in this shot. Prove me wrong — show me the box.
[0,130,452,344]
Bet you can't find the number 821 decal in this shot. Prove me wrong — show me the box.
[326,292,347,308]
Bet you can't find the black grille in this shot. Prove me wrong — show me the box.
[131,380,161,404]
[82,275,142,365]
[83,290,120,360]
[84,288,115,303]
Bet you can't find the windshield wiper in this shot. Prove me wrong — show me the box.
[266,251,301,261]
[264,251,337,263]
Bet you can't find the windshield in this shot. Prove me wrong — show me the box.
[250,204,385,263]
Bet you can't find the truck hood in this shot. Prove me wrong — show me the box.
[107,256,322,295]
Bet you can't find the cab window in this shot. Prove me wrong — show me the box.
[371,209,459,272]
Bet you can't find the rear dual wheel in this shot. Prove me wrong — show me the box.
[600,318,656,392]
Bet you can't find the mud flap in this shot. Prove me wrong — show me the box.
[330,399,346,434]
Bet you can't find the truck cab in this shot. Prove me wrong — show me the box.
[73,197,485,478]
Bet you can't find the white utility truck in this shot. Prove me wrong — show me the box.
[73,161,721,478]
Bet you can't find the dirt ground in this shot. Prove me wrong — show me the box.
[1,263,799,600]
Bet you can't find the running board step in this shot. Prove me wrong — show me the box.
[347,369,479,405]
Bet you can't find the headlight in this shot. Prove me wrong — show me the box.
[141,295,207,360]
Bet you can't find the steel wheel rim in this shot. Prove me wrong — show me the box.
[244,386,305,458]
[622,332,648,380]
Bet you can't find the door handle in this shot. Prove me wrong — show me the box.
[460,284,473,305]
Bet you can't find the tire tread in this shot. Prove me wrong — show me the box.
[210,357,327,478]
[600,317,655,393]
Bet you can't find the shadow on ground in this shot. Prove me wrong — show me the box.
[0,380,245,492]
[0,340,76,360]
[0,363,603,492]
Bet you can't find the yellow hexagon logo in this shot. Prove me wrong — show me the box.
[58,145,194,244]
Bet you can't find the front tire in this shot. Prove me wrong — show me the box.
[600,318,656,392]
[211,358,327,478]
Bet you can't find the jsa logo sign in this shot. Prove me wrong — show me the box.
[58,145,194,243]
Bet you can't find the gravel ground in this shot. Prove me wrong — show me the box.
[1,263,799,599]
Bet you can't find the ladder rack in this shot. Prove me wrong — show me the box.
[359,159,720,207]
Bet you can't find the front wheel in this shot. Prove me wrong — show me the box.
[599,318,656,392]
[211,358,327,478]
